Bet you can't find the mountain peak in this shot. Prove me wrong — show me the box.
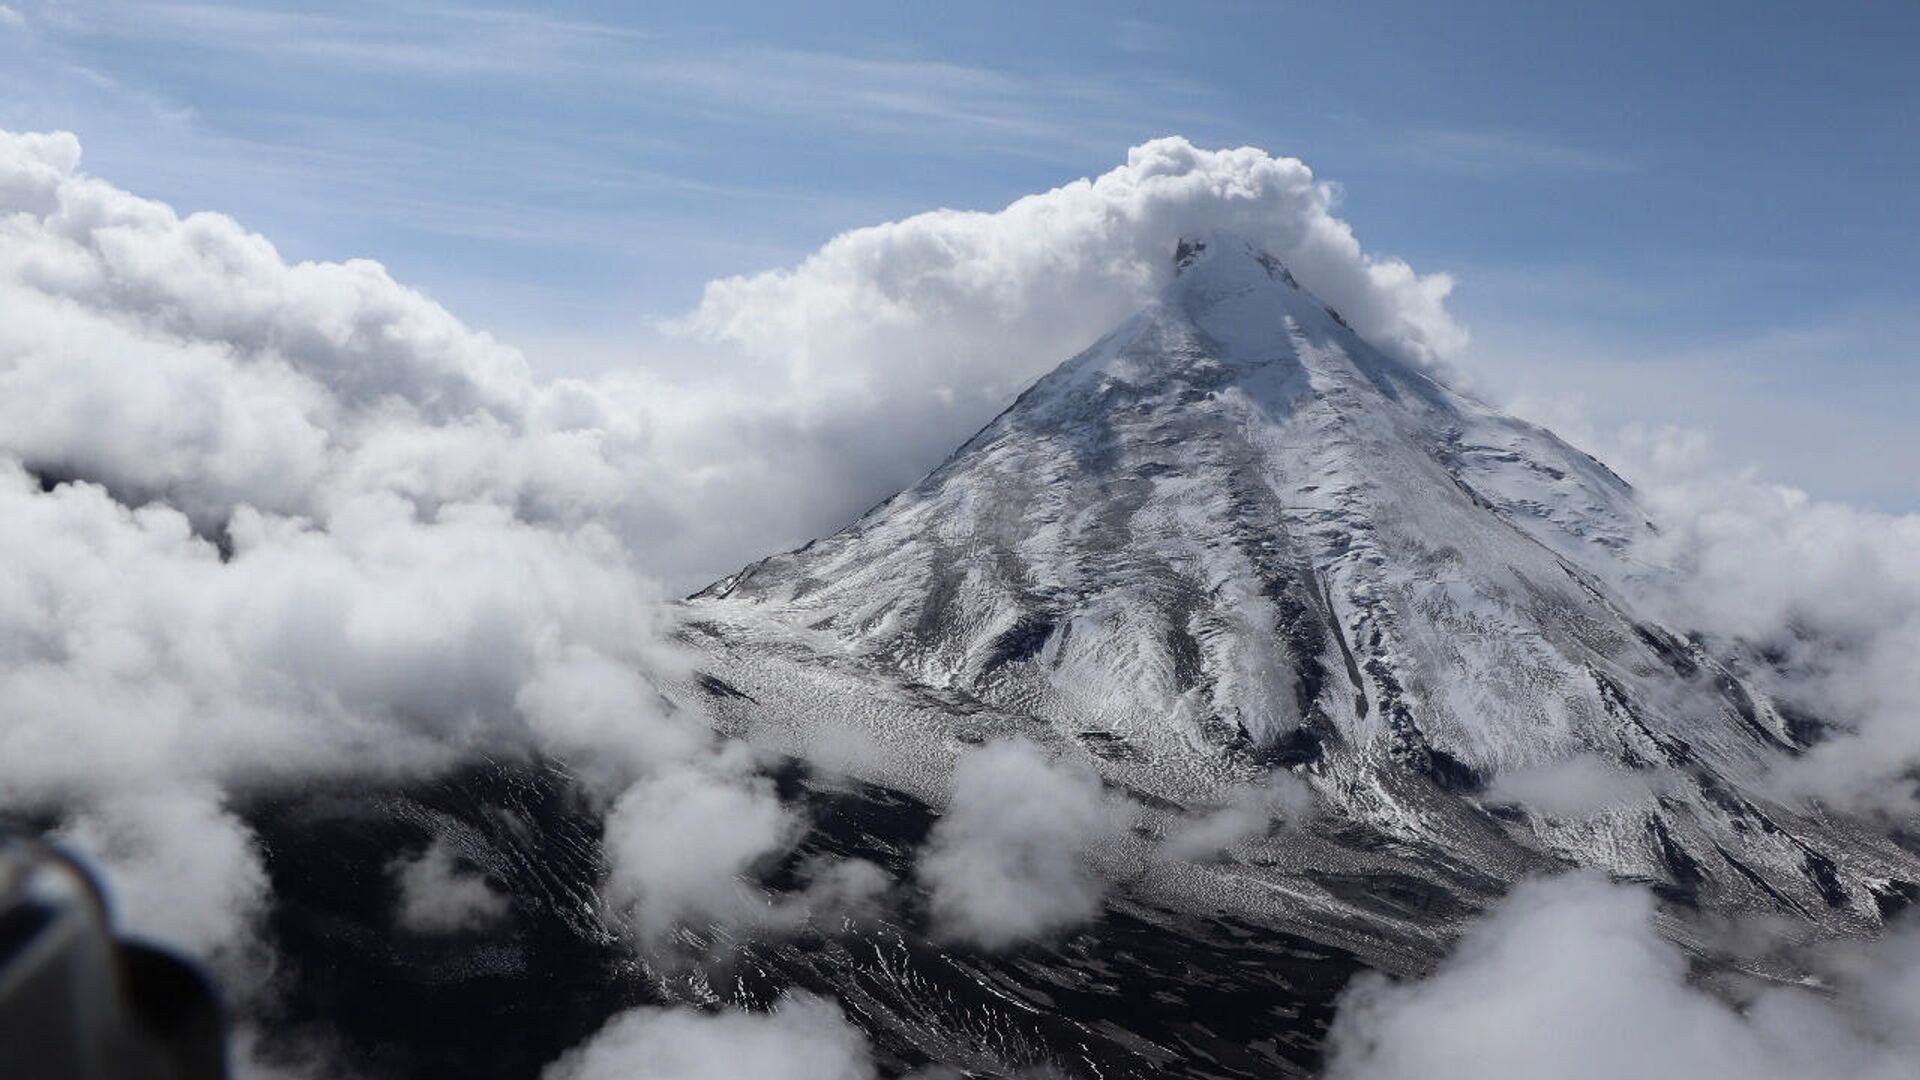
[1172,231,1294,285]
[1155,231,1362,366]
[1004,230,1379,434]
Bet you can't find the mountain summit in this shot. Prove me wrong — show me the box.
[686,234,1919,946]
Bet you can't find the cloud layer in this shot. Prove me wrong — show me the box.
[0,127,808,1054]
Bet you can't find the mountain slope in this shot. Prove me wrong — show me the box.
[682,234,1920,953]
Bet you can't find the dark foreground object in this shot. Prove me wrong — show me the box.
[0,834,227,1080]
[242,760,1364,1079]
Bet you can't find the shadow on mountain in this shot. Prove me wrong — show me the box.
[242,759,1364,1079]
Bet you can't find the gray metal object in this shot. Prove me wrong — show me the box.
[0,834,226,1080]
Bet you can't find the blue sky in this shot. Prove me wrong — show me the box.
[3,0,1917,507]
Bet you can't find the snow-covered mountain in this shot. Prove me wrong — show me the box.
[208,233,1920,1079]
[683,233,1920,958]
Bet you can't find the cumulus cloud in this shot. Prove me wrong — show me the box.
[543,993,875,1080]
[0,129,1474,597]
[0,127,783,1014]
[680,136,1463,385]
[1325,873,1920,1080]
[0,130,1402,600]
[600,766,801,945]
[390,836,511,935]
[656,137,1465,577]
[56,786,269,974]
[1605,430,1920,814]
[1158,771,1316,862]
[917,740,1133,949]
[0,128,683,574]
[0,463,676,800]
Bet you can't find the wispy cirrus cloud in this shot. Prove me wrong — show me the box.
[1112,17,1172,55]
[37,1,650,78]
[1,0,1229,306]
[1390,126,1635,177]
[627,47,1161,153]
[41,2,1216,156]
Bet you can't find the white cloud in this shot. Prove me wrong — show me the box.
[1324,873,1920,1080]
[0,129,1469,596]
[598,773,891,945]
[0,130,530,418]
[1390,128,1635,177]
[543,993,875,1080]
[0,127,781,996]
[1617,436,1920,812]
[57,786,269,978]
[0,465,677,799]
[514,644,714,785]
[783,857,893,928]
[1158,771,1316,862]
[653,135,1466,585]
[600,767,801,946]
[390,836,511,935]
[679,135,1463,384]
[916,740,1133,948]
[1486,754,1671,817]
[0,5,24,30]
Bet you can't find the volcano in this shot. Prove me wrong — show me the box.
[246,234,1920,1079]
[684,232,1919,939]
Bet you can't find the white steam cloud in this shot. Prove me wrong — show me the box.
[916,740,1134,949]
[637,136,1467,586]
